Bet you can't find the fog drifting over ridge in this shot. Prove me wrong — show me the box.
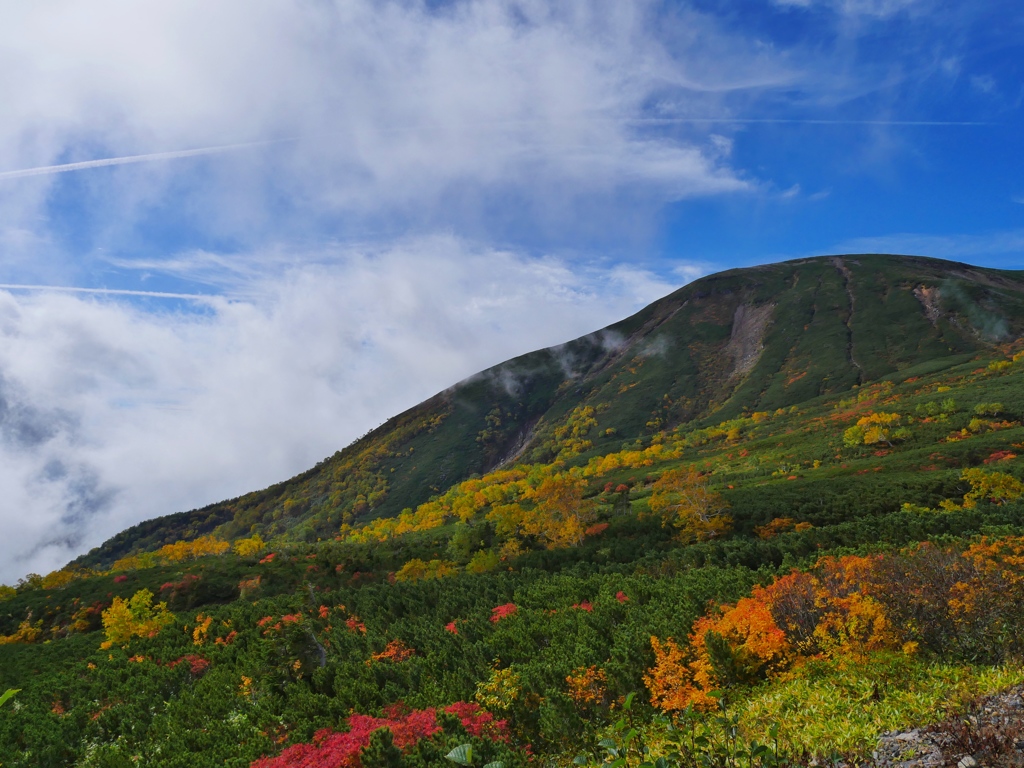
[0,0,752,581]
[0,238,685,584]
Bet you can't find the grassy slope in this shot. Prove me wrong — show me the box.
[71,255,1024,569]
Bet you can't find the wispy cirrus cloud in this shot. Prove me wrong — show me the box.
[0,0,788,273]
[771,0,926,19]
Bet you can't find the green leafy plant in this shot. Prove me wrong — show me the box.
[575,692,651,768]
[446,742,504,768]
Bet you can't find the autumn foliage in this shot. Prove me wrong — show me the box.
[843,411,908,447]
[99,589,175,649]
[754,517,813,540]
[490,603,518,623]
[566,665,608,707]
[645,536,1024,711]
[250,702,508,768]
[110,535,230,573]
[0,619,43,645]
[369,639,416,664]
[394,558,459,582]
[960,467,1024,507]
[647,466,732,543]
[233,534,267,558]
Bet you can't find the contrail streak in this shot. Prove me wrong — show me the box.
[0,140,289,181]
[0,284,220,301]
[622,117,990,126]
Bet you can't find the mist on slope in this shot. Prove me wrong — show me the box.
[0,237,688,584]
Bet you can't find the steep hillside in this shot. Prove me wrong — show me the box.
[74,254,1024,567]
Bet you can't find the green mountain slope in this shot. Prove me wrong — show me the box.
[5,253,1024,767]
[74,254,1024,567]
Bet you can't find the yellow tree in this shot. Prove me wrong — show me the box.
[394,558,458,582]
[961,468,1024,507]
[648,466,731,543]
[233,534,266,558]
[843,412,907,447]
[530,473,596,548]
[100,589,175,649]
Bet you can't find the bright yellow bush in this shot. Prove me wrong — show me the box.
[100,589,175,649]
[233,534,266,558]
[0,619,43,645]
[961,467,1024,507]
[110,535,229,573]
[474,665,521,712]
[843,412,905,446]
[393,558,458,582]
[648,466,731,543]
[41,569,82,590]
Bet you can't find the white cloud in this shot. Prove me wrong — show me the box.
[0,0,775,265]
[0,236,694,583]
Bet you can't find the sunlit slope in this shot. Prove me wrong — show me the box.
[73,254,1024,567]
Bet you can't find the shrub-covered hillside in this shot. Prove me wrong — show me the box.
[71,254,1024,565]
[2,254,1024,767]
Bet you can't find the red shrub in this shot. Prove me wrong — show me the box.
[250,702,508,768]
[490,603,518,623]
[171,654,210,677]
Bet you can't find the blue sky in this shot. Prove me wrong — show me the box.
[0,0,1021,580]
[5,0,1021,290]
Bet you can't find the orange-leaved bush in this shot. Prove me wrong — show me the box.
[645,536,1024,711]
[566,665,608,707]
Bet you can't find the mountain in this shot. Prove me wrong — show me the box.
[6,252,1024,768]
[74,253,1024,568]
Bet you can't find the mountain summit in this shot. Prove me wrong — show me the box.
[77,254,1024,566]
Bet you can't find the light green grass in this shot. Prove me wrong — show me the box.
[737,653,1024,758]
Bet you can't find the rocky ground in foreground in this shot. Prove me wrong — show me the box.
[871,686,1024,767]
